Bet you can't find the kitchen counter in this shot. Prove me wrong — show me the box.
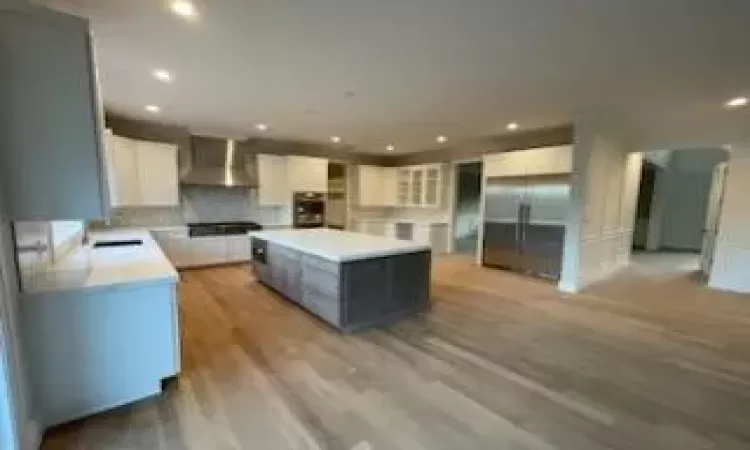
[22,228,181,427]
[249,228,430,262]
[22,229,178,294]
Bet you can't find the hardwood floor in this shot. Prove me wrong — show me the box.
[43,255,750,449]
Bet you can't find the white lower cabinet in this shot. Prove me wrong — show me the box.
[226,235,252,262]
[152,231,252,269]
[351,220,448,254]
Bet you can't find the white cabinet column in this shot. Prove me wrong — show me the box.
[287,156,328,192]
[257,154,290,205]
[136,141,179,206]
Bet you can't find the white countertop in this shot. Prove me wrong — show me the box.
[249,228,431,262]
[23,229,179,295]
[353,218,449,225]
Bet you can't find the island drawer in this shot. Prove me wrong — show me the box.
[302,286,340,325]
[302,263,339,297]
[301,254,340,275]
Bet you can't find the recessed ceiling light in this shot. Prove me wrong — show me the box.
[170,1,197,19]
[330,136,341,143]
[725,97,748,108]
[506,122,519,131]
[153,69,172,83]
[145,104,160,113]
[255,123,267,131]
[386,144,395,152]
[436,135,447,143]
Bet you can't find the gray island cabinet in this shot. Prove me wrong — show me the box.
[250,229,431,331]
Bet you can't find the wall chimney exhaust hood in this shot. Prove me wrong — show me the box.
[181,136,258,187]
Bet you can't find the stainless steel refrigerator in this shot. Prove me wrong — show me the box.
[482,175,570,280]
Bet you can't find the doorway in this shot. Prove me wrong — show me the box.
[452,162,482,255]
[630,148,728,278]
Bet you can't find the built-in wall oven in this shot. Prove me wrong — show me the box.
[293,192,326,228]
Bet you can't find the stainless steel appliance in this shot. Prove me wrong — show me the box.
[482,175,570,280]
[188,221,262,237]
[293,192,326,228]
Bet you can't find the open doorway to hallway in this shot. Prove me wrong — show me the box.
[630,148,729,278]
[452,161,482,255]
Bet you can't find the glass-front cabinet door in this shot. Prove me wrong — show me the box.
[411,169,424,206]
[397,169,411,205]
[424,165,441,207]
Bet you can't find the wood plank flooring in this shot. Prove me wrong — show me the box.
[42,255,750,449]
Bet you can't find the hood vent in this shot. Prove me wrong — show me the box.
[181,136,258,187]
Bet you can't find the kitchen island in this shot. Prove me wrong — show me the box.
[250,229,431,332]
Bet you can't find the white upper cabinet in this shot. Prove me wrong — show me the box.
[257,154,290,205]
[357,166,399,207]
[396,168,411,206]
[358,165,382,206]
[136,141,179,206]
[0,4,109,220]
[286,156,328,193]
[104,135,179,207]
[394,164,442,208]
[423,165,442,207]
[484,145,573,178]
[381,168,399,207]
[358,164,442,208]
[104,134,140,207]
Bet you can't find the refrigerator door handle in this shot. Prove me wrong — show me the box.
[516,204,523,242]
[521,203,530,242]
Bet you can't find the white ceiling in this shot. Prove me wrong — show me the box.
[42,0,750,153]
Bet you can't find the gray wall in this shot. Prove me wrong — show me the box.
[389,125,573,166]
[105,113,391,166]
[653,149,728,251]
[107,114,572,168]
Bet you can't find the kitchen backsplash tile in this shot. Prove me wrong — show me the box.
[108,186,291,227]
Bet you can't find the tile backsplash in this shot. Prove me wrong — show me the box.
[109,186,291,227]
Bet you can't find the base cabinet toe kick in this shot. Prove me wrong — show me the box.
[251,238,431,331]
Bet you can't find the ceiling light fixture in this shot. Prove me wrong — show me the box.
[153,69,172,83]
[255,123,267,131]
[145,104,160,113]
[330,136,341,143]
[436,135,447,143]
[506,122,519,131]
[170,1,198,19]
[725,97,748,108]
[386,144,395,152]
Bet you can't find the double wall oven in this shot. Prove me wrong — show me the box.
[293,192,326,228]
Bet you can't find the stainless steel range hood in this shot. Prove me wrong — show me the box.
[181,136,258,187]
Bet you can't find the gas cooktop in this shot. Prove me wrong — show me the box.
[187,221,262,238]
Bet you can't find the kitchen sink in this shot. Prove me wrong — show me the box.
[92,239,143,248]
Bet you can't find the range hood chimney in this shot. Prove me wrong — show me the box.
[181,136,258,187]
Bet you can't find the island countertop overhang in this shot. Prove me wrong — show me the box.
[249,228,431,262]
